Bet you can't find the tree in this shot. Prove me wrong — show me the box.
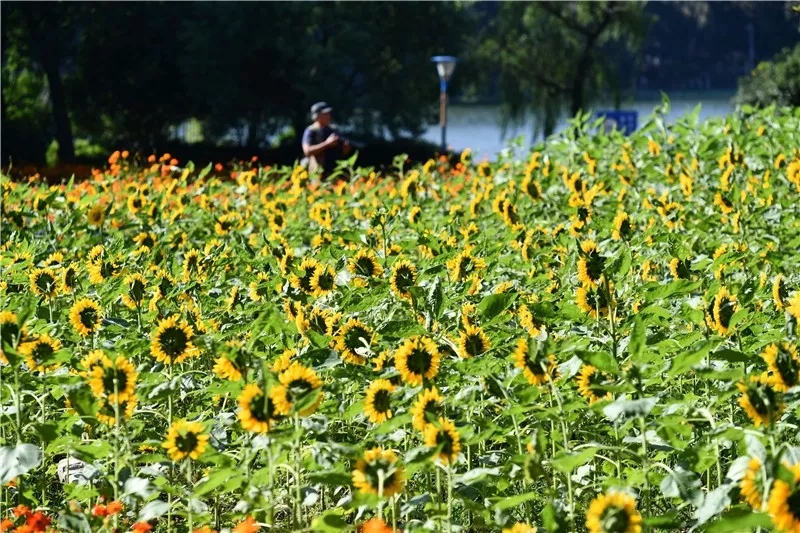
[476,1,653,138]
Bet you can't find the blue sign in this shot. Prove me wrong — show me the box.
[595,110,638,135]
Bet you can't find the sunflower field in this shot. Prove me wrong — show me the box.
[2,103,800,533]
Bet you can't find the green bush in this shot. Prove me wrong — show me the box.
[735,42,800,109]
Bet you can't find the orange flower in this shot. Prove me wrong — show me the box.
[12,506,31,518]
[1,519,14,532]
[215,163,223,172]
[169,158,178,166]
[122,150,130,159]
[360,518,396,533]
[26,511,51,532]
[147,155,156,163]
[92,505,108,517]
[132,523,153,533]
[232,516,260,533]
[251,156,258,162]
[160,153,171,162]
[108,150,121,165]
[106,501,123,515]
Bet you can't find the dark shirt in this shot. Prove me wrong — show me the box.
[302,123,340,176]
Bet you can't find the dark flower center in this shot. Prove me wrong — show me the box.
[775,346,800,387]
[130,279,146,302]
[36,273,56,294]
[345,327,371,352]
[249,394,276,422]
[175,431,199,453]
[373,389,391,414]
[600,505,631,533]
[464,334,486,357]
[80,307,99,329]
[747,383,779,417]
[436,429,455,456]
[787,488,800,519]
[315,269,335,291]
[102,367,129,395]
[393,267,415,292]
[356,257,378,277]
[159,326,188,357]
[32,341,55,362]
[407,346,433,375]
[717,297,736,328]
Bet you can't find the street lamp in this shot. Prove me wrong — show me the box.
[431,55,457,153]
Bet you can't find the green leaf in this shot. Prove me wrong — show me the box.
[306,470,353,487]
[551,447,597,474]
[603,397,658,423]
[705,508,772,533]
[138,500,171,522]
[712,349,750,363]
[628,315,646,361]
[668,341,714,378]
[0,443,42,483]
[660,466,703,506]
[645,280,702,302]
[478,292,518,321]
[193,468,243,497]
[198,162,213,181]
[576,350,618,375]
[310,510,348,532]
[643,512,682,529]
[427,276,445,321]
[694,485,732,525]
[491,491,538,511]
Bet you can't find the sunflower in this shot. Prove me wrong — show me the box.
[521,176,542,201]
[513,337,558,386]
[364,379,396,424]
[668,258,693,280]
[352,447,405,498]
[585,491,642,533]
[712,286,739,336]
[80,349,110,377]
[408,206,422,225]
[96,396,137,426]
[61,263,79,294]
[768,463,800,533]
[289,257,321,294]
[29,268,58,299]
[394,336,441,386]
[576,285,611,319]
[19,334,62,373]
[121,273,148,310]
[87,255,121,285]
[0,311,20,365]
[517,304,543,338]
[127,193,146,214]
[272,361,323,416]
[181,249,203,283]
[410,387,443,432]
[423,417,461,465]
[87,204,106,226]
[774,275,789,311]
[788,292,800,323]
[213,356,243,381]
[390,260,417,301]
[737,373,784,427]
[348,249,384,279]
[334,319,375,365]
[447,246,486,282]
[762,343,800,392]
[576,365,613,404]
[457,325,490,358]
[502,524,537,533]
[577,240,605,288]
[150,316,199,364]
[741,457,766,510]
[460,302,478,329]
[215,212,241,236]
[248,272,272,302]
[238,383,282,433]
[310,264,336,297]
[149,269,174,312]
[88,355,138,404]
[69,298,103,337]
[162,420,209,461]
[611,211,634,241]
[133,232,156,250]
[272,348,295,373]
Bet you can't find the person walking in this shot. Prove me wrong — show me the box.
[301,101,351,182]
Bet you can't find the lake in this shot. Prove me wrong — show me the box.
[421,91,736,159]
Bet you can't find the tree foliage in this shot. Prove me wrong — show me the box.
[735,42,800,110]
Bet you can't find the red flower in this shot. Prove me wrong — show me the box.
[106,501,123,515]
[1,519,15,532]
[25,512,51,533]
[232,516,260,533]
[12,506,31,519]
[131,522,153,533]
[92,505,108,518]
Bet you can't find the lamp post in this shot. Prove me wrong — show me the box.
[431,55,457,154]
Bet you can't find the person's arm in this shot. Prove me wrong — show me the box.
[302,129,338,157]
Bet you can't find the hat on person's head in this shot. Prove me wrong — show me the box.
[311,101,333,120]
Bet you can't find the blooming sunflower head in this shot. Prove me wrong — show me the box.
[737,373,784,427]
[741,457,767,510]
[585,491,642,533]
[150,316,198,365]
[423,417,461,465]
[410,387,443,432]
[712,286,739,336]
[576,285,612,319]
[238,383,282,433]
[0,311,21,352]
[576,365,613,404]
[69,298,103,337]
[502,524,538,533]
[352,447,405,498]
[390,260,417,301]
[774,275,790,311]
[348,249,384,279]
[20,334,62,373]
[121,273,148,310]
[334,319,375,365]
[162,420,209,462]
[611,211,634,241]
[30,268,59,299]
[87,204,106,226]
[364,379,396,424]
[767,462,800,533]
[577,240,606,288]
[394,336,441,386]
[668,257,693,280]
[88,355,138,404]
[310,264,336,297]
[457,325,490,359]
[761,343,800,392]
[513,337,558,386]
[289,257,321,295]
[273,362,324,417]
[446,246,486,283]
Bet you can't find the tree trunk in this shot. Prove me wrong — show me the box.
[42,59,76,163]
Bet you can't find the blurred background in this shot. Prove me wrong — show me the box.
[2,1,799,170]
